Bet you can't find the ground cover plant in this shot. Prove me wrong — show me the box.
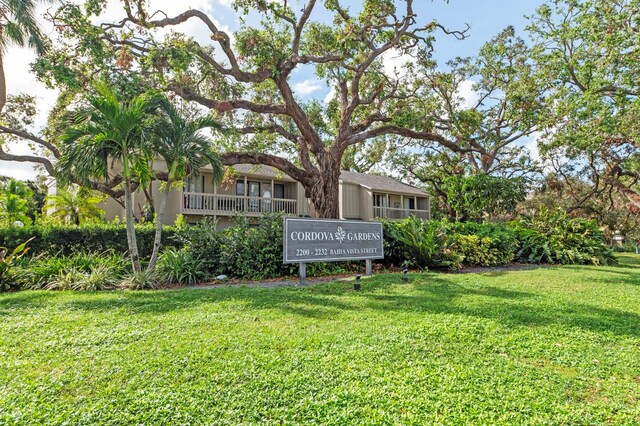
[0,254,638,424]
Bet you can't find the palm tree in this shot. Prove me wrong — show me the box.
[58,82,162,272]
[147,100,224,271]
[0,0,50,112]
[46,186,105,225]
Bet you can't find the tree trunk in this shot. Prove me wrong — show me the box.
[147,181,170,272]
[123,158,142,272]
[307,155,341,219]
[0,52,6,113]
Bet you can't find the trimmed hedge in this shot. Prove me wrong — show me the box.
[0,224,180,259]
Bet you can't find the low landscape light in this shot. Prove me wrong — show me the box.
[354,275,361,291]
[402,268,409,282]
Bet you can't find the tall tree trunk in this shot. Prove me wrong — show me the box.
[0,52,6,113]
[147,180,171,272]
[307,155,341,219]
[122,158,142,272]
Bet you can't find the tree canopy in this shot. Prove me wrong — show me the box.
[0,0,637,229]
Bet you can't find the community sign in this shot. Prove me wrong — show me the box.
[283,218,384,264]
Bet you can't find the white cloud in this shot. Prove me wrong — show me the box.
[455,79,480,109]
[0,160,39,180]
[292,79,323,97]
[524,131,542,162]
[323,86,336,104]
[381,48,415,79]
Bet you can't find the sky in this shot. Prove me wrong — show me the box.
[0,0,545,181]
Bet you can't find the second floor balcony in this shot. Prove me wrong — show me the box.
[181,192,298,216]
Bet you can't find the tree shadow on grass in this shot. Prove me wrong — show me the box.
[0,291,52,314]
[2,266,639,339]
[364,276,640,337]
[19,272,634,339]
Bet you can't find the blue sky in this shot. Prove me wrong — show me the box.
[2,0,546,180]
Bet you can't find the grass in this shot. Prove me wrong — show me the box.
[1,255,639,425]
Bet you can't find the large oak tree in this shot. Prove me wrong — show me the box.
[87,0,476,218]
[529,0,640,213]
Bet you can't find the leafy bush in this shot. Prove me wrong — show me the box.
[173,218,225,276]
[0,223,180,259]
[157,248,207,285]
[511,209,616,265]
[45,268,86,291]
[449,222,518,266]
[383,212,615,269]
[383,218,461,269]
[0,238,33,291]
[217,215,293,280]
[74,265,120,291]
[176,214,358,280]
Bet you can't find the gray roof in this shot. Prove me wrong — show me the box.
[339,170,428,196]
[208,164,297,181]
[212,164,428,196]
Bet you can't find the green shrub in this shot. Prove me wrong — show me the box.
[157,248,207,285]
[74,265,119,291]
[176,215,358,280]
[217,215,292,279]
[453,235,499,267]
[383,212,614,269]
[45,268,85,291]
[120,269,158,290]
[449,222,518,266]
[19,251,129,290]
[0,223,180,259]
[173,218,224,276]
[383,217,461,269]
[510,208,616,265]
[0,238,32,291]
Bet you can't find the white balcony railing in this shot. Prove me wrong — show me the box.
[182,192,298,216]
[373,206,429,220]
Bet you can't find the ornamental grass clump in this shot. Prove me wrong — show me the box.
[119,269,159,290]
[157,248,207,285]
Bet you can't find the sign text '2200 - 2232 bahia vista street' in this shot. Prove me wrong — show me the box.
[283,218,384,264]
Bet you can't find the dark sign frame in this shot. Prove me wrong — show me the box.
[283,217,384,264]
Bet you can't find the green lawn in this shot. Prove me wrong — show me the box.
[1,256,639,425]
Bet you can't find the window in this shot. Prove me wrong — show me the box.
[248,181,260,212]
[236,179,245,196]
[373,193,388,207]
[274,183,285,199]
[404,197,415,210]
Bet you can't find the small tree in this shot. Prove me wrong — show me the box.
[0,178,33,225]
[46,186,105,225]
[58,83,162,272]
[146,100,224,271]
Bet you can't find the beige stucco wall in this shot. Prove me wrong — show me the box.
[99,197,124,223]
[340,183,362,219]
[360,187,374,221]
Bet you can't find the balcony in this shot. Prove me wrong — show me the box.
[181,192,298,216]
[373,206,429,220]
